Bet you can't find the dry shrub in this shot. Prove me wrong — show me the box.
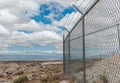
[14,75,28,83]
[100,74,108,83]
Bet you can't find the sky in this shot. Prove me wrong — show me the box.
[0,0,119,61]
[0,0,85,60]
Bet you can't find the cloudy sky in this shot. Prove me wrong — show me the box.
[0,0,85,60]
[0,0,118,60]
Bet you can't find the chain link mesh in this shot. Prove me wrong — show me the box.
[64,0,120,82]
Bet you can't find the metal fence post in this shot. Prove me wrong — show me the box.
[82,17,86,83]
[63,35,66,74]
[68,35,71,74]
[63,27,70,74]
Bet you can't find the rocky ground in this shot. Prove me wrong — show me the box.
[1,55,119,83]
[0,61,74,83]
[75,55,120,83]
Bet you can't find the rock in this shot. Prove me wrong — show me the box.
[0,74,4,78]
[14,70,24,75]
[60,80,69,83]
[40,65,46,68]
[6,71,13,75]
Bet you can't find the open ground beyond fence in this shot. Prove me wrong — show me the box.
[63,0,120,83]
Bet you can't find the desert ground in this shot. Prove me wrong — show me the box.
[0,61,74,83]
[1,55,119,83]
[73,55,120,83]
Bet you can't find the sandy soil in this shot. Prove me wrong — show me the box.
[0,61,74,83]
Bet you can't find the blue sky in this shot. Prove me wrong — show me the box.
[31,2,75,24]
[0,0,79,60]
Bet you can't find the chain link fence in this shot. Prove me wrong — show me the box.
[63,0,120,82]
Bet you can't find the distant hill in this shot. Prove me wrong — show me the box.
[0,54,62,61]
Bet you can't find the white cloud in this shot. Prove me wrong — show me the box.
[14,20,60,32]
[0,9,20,24]
[18,0,40,16]
[29,31,62,46]
[0,30,62,51]
[0,25,10,36]
[0,0,77,55]
[0,0,17,9]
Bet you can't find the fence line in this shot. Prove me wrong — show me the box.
[63,0,120,82]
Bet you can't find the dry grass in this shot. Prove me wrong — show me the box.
[100,74,108,83]
[26,74,74,83]
[14,75,28,83]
